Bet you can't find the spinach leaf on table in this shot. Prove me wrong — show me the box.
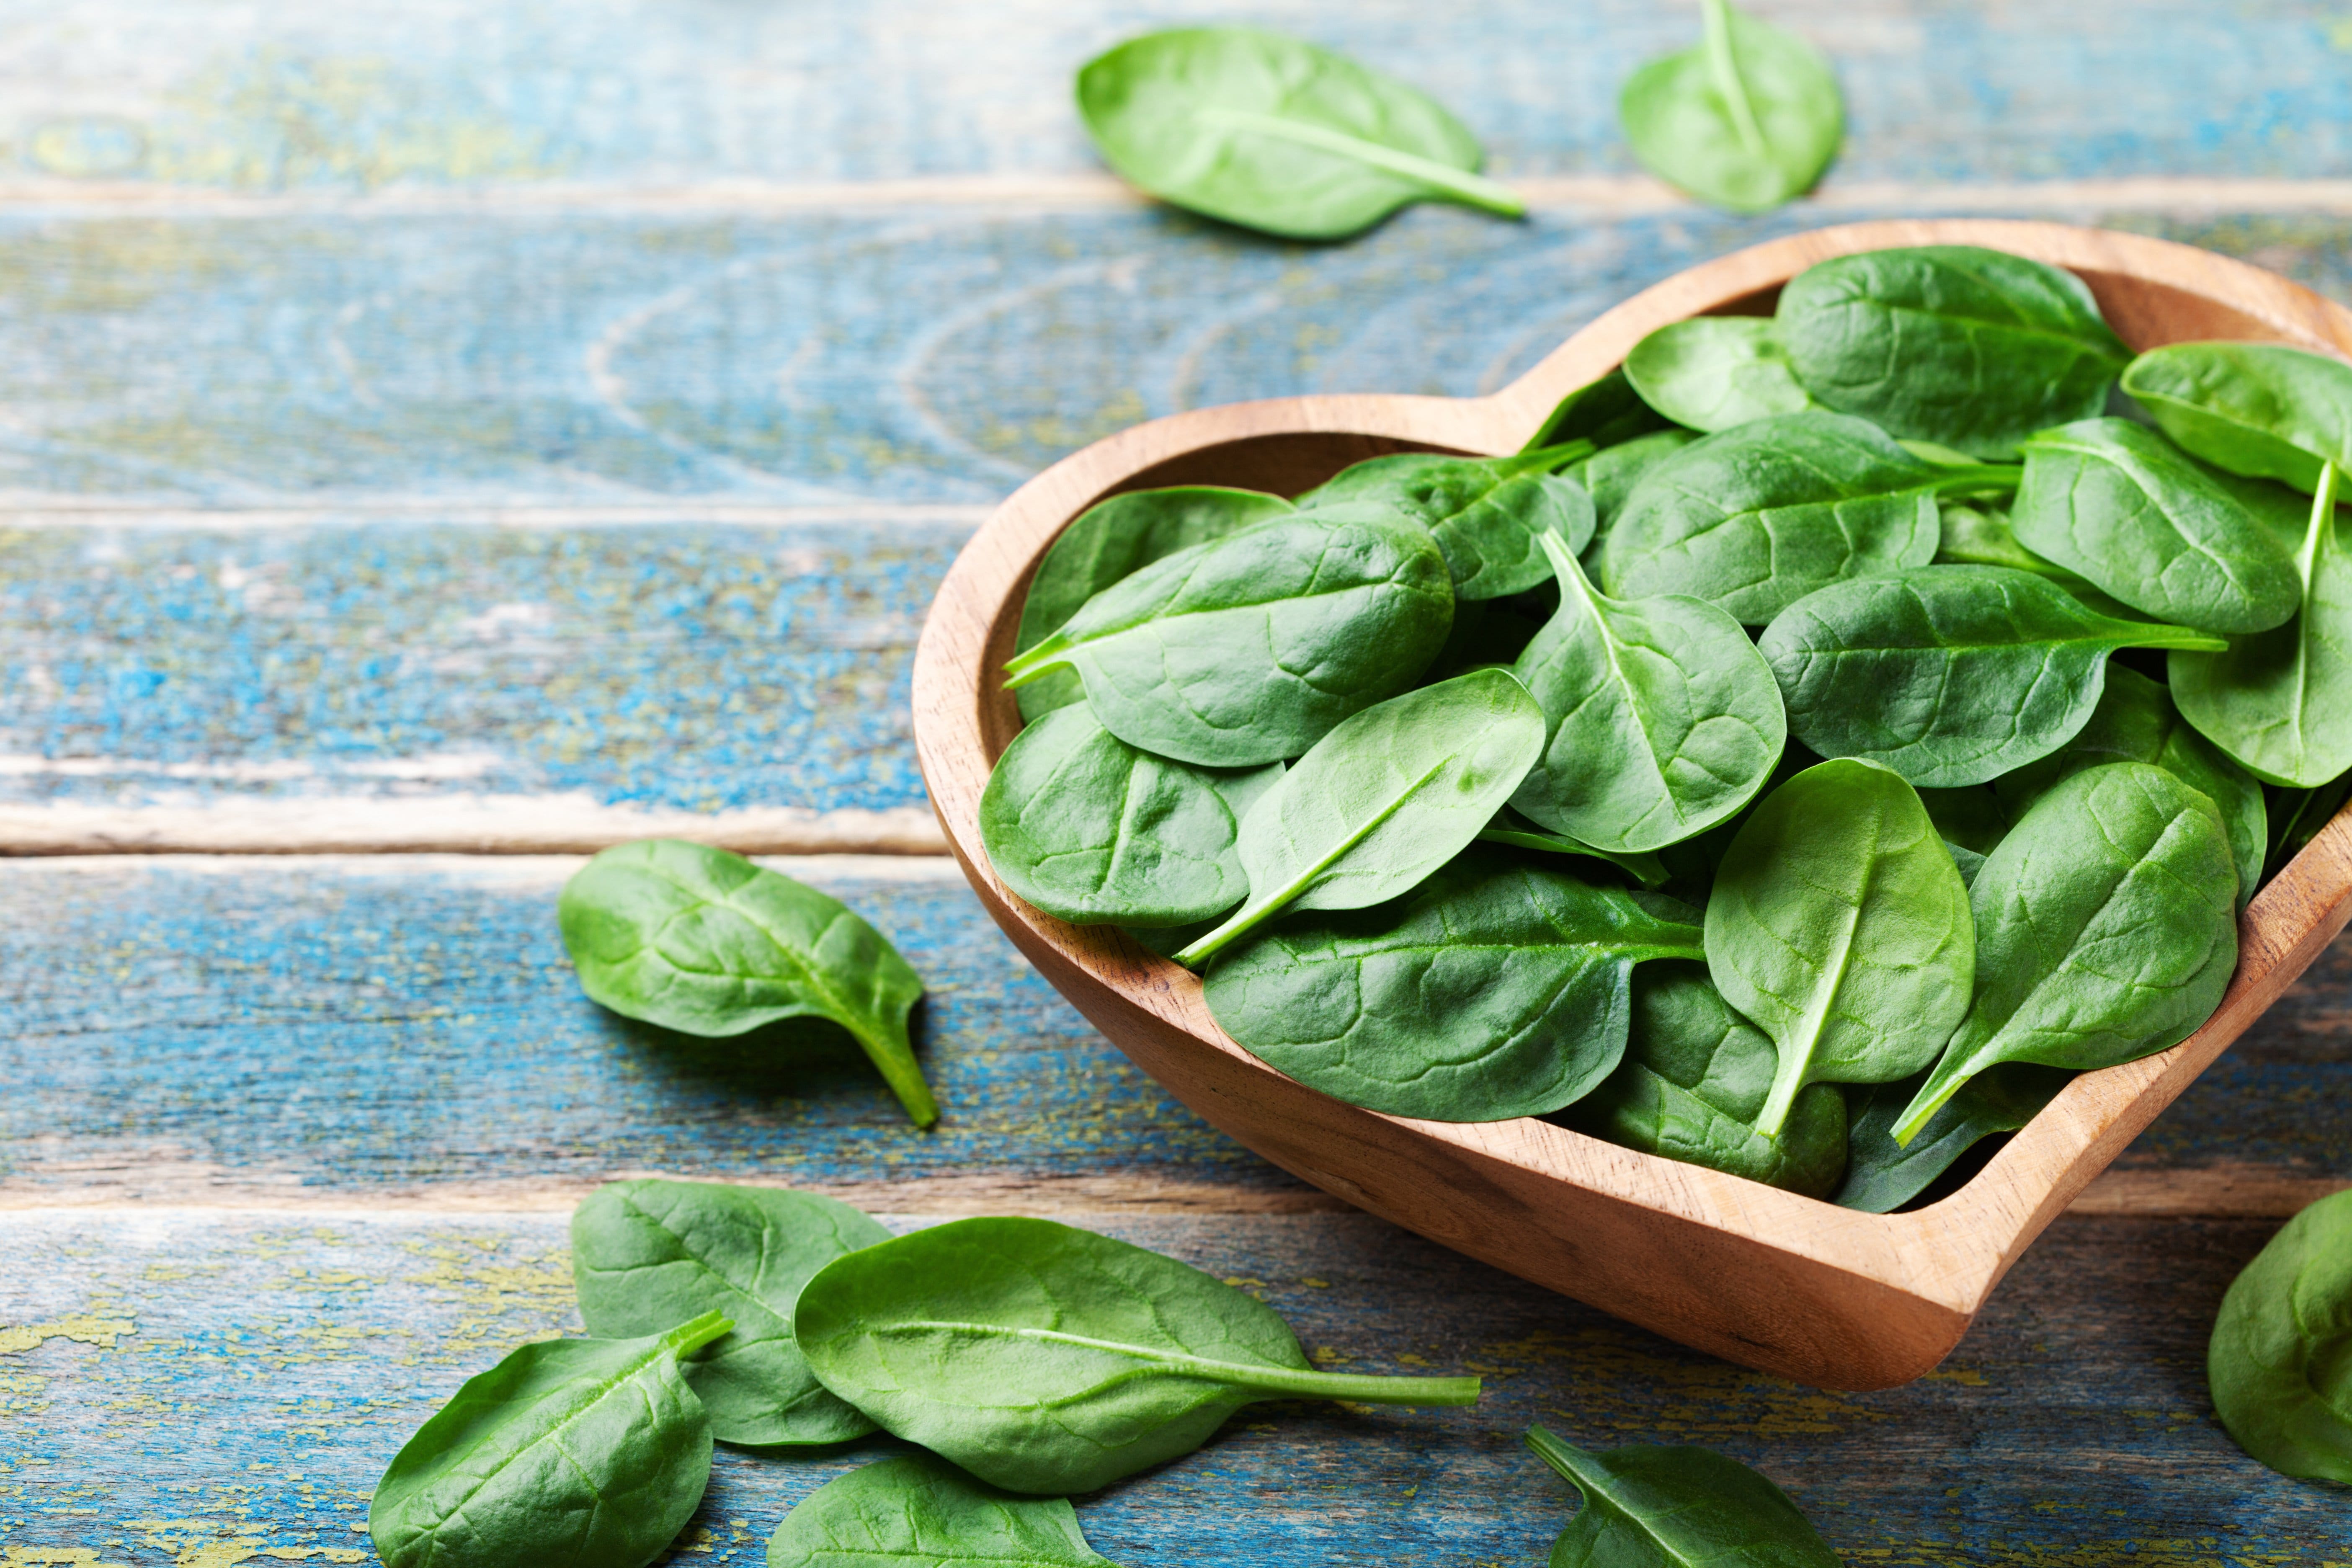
[2208,1188,2352,1483]
[980,703,1282,928]
[1203,846,1702,1122]
[1015,486,1295,720]
[1890,762,2239,1142]
[1705,759,1975,1138]
[571,1180,889,1447]
[1758,565,2227,787]
[1075,27,1522,241]
[2172,462,2352,787]
[560,840,938,1127]
[1617,0,1842,214]
[1174,667,1545,965]
[1777,246,2130,458]
[369,1311,732,1568]
[1478,807,1671,887]
[1562,961,1847,1197]
[2123,341,2352,493]
[766,1453,1123,1568]
[1525,1427,1841,1568]
[1834,1063,2070,1213]
[2012,418,2302,634]
[1512,528,1785,853]
[1003,504,1453,768]
[1521,367,1678,454]
[1299,445,1596,600]
[794,1217,1480,1495]
[1623,316,1814,431]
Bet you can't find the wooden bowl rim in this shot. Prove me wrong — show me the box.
[912,218,2352,1318]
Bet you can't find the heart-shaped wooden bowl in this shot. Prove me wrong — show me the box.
[911,219,2352,1390]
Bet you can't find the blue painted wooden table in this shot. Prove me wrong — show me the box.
[2,3,2349,1562]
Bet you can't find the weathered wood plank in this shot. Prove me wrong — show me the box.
[0,856,2342,1209]
[0,1206,2339,1565]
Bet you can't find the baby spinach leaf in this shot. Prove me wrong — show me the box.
[1560,430,1697,538]
[560,840,938,1127]
[1777,246,2130,458]
[2208,1188,2352,1483]
[1003,504,1453,768]
[369,1312,732,1568]
[1599,411,2003,624]
[2172,462,2352,787]
[1173,667,1545,965]
[1995,665,2267,907]
[1623,316,1815,431]
[1759,565,2228,787]
[766,1453,1124,1568]
[1563,961,1847,1197]
[795,1216,1480,1495]
[1478,807,1671,887]
[980,703,1282,928]
[2012,418,2302,634]
[1525,1427,1841,1568]
[1705,759,1975,1138]
[1016,486,1295,719]
[2123,341,2352,493]
[1074,27,1521,242]
[1512,529,1785,852]
[1890,763,2239,1143]
[1203,846,1702,1122]
[1522,367,1678,454]
[1617,0,1842,214]
[1300,446,1596,600]
[1835,1062,2070,1213]
[571,1180,890,1448]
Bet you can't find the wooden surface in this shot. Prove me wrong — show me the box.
[4,0,2352,1560]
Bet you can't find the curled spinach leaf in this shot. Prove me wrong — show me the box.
[1300,445,1596,600]
[1174,667,1545,965]
[1705,759,1975,1138]
[1834,1063,2070,1213]
[560,840,938,1128]
[1203,846,1702,1122]
[2012,418,2302,634]
[369,1312,732,1568]
[795,1216,1480,1495]
[1623,316,1814,431]
[1759,565,2227,787]
[1617,0,1842,215]
[1479,806,1671,887]
[1003,504,1453,768]
[1512,529,1785,853]
[571,1179,890,1448]
[2208,1188,2352,1483]
[1525,1427,1841,1568]
[980,703,1282,928]
[1777,246,2130,458]
[1075,27,1521,241]
[1890,763,2239,1142]
[2123,341,2352,493]
[766,1453,1123,1568]
[1016,486,1294,720]
[1563,961,1847,1197]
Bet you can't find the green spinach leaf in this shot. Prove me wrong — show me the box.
[1016,486,1295,719]
[2208,1188,2352,1483]
[2266,767,2352,880]
[1890,763,2238,1142]
[1003,504,1452,767]
[1623,316,1814,431]
[571,1179,890,1448]
[1174,667,1545,965]
[1705,759,1975,1137]
[766,1452,1123,1568]
[1300,446,1596,600]
[795,1217,1480,1495]
[1478,807,1671,887]
[1916,784,2009,856]
[1525,1427,1841,1568]
[1777,246,2130,457]
[1512,529,1785,852]
[369,1312,732,1568]
[1522,367,1678,454]
[2123,341,2352,493]
[1561,430,1698,539]
[980,703,1282,928]
[1203,846,1702,1122]
[1935,499,2097,593]
[1943,840,1987,889]
[1759,565,2227,787]
[1617,0,1842,214]
[1835,1063,2070,1213]
[560,841,938,1127]
[1563,961,1847,1197]
[1075,27,1521,241]
[2012,418,2302,634]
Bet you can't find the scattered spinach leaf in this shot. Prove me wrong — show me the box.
[2208,1188,2352,1483]
[2123,341,2352,493]
[1300,446,1596,599]
[1623,316,1814,431]
[1835,1063,2071,1213]
[1478,806,1671,887]
[1525,1427,1841,1568]
[560,840,938,1128]
[1521,367,1677,454]
[795,1217,1480,1495]
[765,1453,1123,1568]
[1617,0,1842,214]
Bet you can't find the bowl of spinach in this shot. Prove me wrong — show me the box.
[911,220,2352,1392]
